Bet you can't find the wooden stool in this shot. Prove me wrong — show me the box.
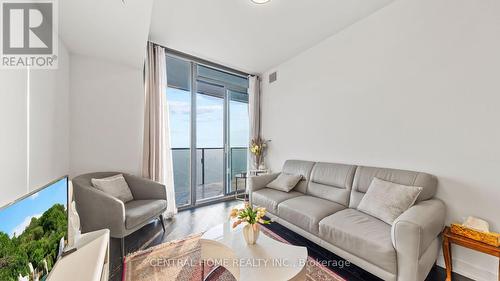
[442,226,500,281]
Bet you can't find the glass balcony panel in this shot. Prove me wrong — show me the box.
[229,90,249,193]
[167,83,191,207]
[196,82,225,202]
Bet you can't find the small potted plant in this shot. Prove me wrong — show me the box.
[229,202,271,245]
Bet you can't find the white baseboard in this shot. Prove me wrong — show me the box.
[436,254,498,281]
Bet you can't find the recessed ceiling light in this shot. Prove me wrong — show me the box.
[251,0,270,4]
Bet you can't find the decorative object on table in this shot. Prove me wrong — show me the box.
[250,137,269,170]
[442,226,500,281]
[68,201,82,247]
[463,216,490,232]
[229,202,271,245]
[450,216,500,247]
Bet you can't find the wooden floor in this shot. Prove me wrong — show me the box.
[108,200,472,281]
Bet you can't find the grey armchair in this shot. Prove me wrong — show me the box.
[73,172,168,258]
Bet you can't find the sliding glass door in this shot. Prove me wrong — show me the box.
[195,81,225,203]
[166,54,249,209]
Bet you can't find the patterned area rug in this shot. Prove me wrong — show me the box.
[123,226,346,281]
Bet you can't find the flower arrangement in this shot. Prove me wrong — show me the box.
[230,202,271,228]
[250,137,269,169]
[229,202,271,244]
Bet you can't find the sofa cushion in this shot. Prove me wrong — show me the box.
[350,166,437,208]
[278,196,345,234]
[267,173,302,192]
[307,162,356,206]
[281,160,316,193]
[319,208,397,274]
[125,199,167,229]
[357,178,422,224]
[252,189,302,214]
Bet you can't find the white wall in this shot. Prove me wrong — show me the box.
[29,41,71,191]
[0,39,71,206]
[69,54,144,176]
[261,0,500,280]
[0,69,28,206]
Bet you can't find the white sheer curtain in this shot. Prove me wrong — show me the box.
[248,75,261,170]
[143,42,177,218]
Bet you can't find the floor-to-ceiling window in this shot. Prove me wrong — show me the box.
[166,55,192,207]
[166,54,249,209]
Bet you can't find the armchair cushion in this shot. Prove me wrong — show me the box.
[91,174,134,203]
[125,199,167,229]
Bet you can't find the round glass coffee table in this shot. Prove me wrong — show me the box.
[200,222,307,281]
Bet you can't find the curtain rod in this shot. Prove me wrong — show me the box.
[149,41,257,78]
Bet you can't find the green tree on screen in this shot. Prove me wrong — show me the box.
[0,204,67,281]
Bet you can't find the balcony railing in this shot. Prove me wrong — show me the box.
[171,147,248,206]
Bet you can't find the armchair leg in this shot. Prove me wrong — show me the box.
[121,237,125,260]
[159,214,166,232]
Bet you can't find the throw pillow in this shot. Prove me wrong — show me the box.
[357,177,422,224]
[91,174,134,203]
[267,173,302,192]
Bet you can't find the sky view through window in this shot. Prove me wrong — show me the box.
[167,88,249,148]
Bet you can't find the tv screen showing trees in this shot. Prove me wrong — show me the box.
[0,177,68,281]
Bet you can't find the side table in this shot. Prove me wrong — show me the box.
[249,169,269,176]
[442,226,500,281]
[234,173,247,201]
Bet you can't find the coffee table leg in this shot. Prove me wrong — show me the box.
[443,236,452,281]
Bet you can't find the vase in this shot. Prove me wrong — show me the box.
[253,155,261,170]
[243,224,260,245]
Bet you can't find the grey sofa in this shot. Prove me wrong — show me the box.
[249,160,445,281]
[73,172,168,258]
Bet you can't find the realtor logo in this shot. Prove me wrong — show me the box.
[1,0,58,69]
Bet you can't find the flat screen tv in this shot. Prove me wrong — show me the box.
[0,176,68,281]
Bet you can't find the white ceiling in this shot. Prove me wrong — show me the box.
[59,0,395,72]
[150,0,394,74]
[60,0,154,68]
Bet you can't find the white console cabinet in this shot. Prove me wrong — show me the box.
[48,229,110,281]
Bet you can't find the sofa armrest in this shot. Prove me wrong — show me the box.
[248,173,280,192]
[248,173,280,205]
[74,185,126,237]
[124,174,167,201]
[391,199,446,281]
